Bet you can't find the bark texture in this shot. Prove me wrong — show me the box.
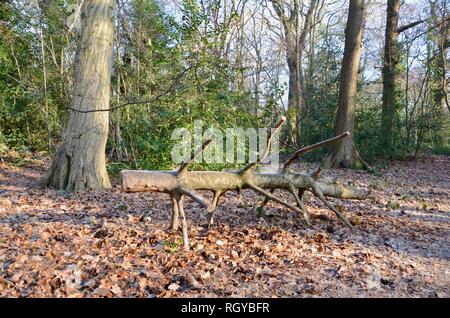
[380,0,401,156]
[38,0,114,191]
[322,0,366,169]
[430,0,449,112]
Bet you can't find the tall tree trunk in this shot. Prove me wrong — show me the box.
[430,0,449,112]
[286,52,300,144]
[254,54,262,117]
[271,0,318,146]
[296,0,318,144]
[322,0,367,169]
[38,0,114,191]
[380,0,401,157]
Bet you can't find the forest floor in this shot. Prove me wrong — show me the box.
[0,154,449,297]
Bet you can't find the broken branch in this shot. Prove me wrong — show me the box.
[178,139,213,175]
[239,116,286,174]
[283,132,350,170]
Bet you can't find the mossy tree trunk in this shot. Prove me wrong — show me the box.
[380,0,401,157]
[430,0,449,113]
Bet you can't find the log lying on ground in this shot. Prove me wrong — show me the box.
[122,170,367,200]
[120,117,369,250]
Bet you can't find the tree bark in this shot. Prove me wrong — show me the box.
[276,3,300,146]
[121,170,368,201]
[286,52,300,144]
[322,0,367,169]
[430,0,449,112]
[38,0,114,191]
[380,0,401,157]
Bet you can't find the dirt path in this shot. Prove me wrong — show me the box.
[0,155,449,297]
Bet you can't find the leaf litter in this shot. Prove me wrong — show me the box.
[0,155,449,297]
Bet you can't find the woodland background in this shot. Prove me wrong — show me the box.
[0,0,448,172]
[0,0,449,298]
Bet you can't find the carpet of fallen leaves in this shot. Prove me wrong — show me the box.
[0,154,449,298]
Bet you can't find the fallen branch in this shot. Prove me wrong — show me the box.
[120,119,368,250]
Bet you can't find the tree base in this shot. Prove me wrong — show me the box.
[322,145,372,171]
[38,145,111,192]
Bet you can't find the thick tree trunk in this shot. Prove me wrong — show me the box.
[380,0,401,157]
[322,0,366,169]
[38,0,114,191]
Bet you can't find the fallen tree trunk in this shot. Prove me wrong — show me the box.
[122,170,367,200]
[120,117,369,250]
